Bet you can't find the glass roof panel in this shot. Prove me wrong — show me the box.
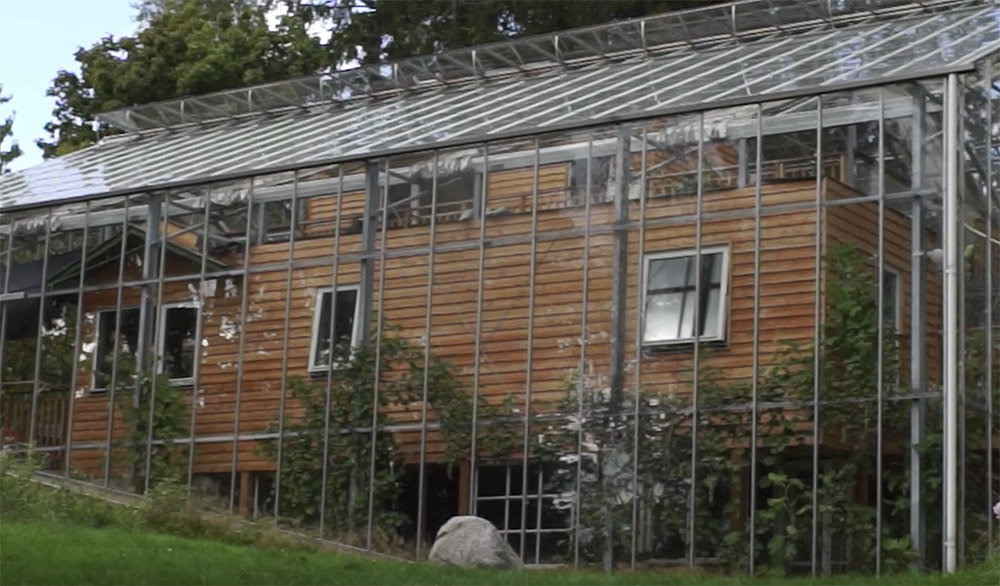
[2,0,997,210]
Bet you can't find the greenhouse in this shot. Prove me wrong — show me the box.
[0,0,997,576]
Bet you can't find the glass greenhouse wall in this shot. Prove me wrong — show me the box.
[0,0,997,577]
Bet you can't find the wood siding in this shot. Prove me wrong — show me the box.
[65,171,933,477]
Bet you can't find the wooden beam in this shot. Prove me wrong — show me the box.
[239,471,252,518]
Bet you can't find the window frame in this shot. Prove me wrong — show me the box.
[157,301,201,386]
[641,245,730,347]
[308,284,363,373]
[90,306,141,394]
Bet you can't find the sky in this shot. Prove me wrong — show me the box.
[0,0,137,171]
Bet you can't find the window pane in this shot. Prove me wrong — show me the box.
[162,307,197,380]
[313,289,359,369]
[644,292,683,343]
[333,289,358,346]
[648,256,690,290]
[882,269,898,331]
[706,252,723,284]
[702,288,721,338]
[433,172,477,219]
[94,308,141,389]
[679,290,697,339]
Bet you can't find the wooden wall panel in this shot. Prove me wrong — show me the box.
[67,176,922,476]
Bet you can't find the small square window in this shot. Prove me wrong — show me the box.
[310,287,361,371]
[159,304,199,383]
[92,307,141,391]
[642,247,729,345]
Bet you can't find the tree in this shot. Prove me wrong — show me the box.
[39,0,328,158]
[0,85,22,173]
[296,1,721,66]
[42,0,718,158]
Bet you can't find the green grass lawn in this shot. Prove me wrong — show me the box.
[1,520,997,586]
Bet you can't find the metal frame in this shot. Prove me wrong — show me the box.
[87,0,966,133]
[5,3,995,211]
[2,33,994,582]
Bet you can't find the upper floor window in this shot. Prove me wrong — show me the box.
[92,307,141,391]
[159,303,199,384]
[310,286,361,371]
[642,247,729,346]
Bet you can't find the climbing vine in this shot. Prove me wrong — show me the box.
[120,371,190,493]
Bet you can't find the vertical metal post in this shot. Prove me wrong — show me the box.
[65,202,91,478]
[273,172,300,520]
[228,185,255,512]
[909,89,928,571]
[416,152,440,558]
[186,191,213,490]
[738,138,749,189]
[102,196,132,487]
[687,114,705,569]
[875,89,886,576]
[468,147,488,515]
[0,223,13,437]
[519,138,541,561]
[748,104,763,576]
[365,160,391,551]
[319,167,346,538]
[631,127,648,571]
[846,124,857,187]
[572,135,593,569]
[28,210,53,447]
[359,164,380,345]
[983,60,995,556]
[610,126,632,410]
[143,191,171,494]
[535,468,544,565]
[942,72,961,575]
[135,194,162,402]
[810,98,823,578]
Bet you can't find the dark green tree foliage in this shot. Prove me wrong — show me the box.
[299,0,720,65]
[260,328,511,541]
[0,86,22,173]
[42,0,717,157]
[39,0,327,158]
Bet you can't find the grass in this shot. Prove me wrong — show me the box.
[1,520,998,586]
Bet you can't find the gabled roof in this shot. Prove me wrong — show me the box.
[1,0,998,212]
[0,226,227,340]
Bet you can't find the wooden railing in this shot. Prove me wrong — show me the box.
[1,383,70,468]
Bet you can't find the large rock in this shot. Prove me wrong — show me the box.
[428,516,524,570]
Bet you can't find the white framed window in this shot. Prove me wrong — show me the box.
[91,307,141,392]
[642,246,729,346]
[309,285,362,372]
[881,266,902,334]
[158,302,200,385]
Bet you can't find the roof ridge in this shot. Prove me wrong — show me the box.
[96,0,970,134]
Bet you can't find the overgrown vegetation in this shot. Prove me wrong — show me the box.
[3,240,994,577]
[529,243,998,574]
[260,328,514,542]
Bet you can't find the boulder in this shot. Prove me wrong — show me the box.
[427,516,524,570]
